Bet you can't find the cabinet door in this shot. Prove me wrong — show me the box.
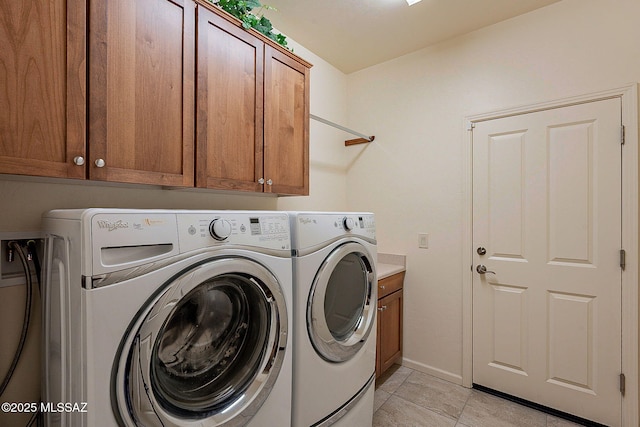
[0,0,86,179]
[378,289,403,375]
[264,46,309,195]
[196,6,263,192]
[89,0,195,186]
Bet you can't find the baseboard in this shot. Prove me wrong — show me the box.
[401,357,464,386]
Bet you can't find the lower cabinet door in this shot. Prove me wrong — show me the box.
[376,289,403,377]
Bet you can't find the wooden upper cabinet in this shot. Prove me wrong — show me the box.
[0,0,86,179]
[1,0,310,194]
[196,3,311,195]
[89,0,195,186]
[196,6,263,192]
[264,46,310,195]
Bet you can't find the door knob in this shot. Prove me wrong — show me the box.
[477,247,487,255]
[476,265,495,275]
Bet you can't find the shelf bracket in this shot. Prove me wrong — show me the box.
[345,136,375,146]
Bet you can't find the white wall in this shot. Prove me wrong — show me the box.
[0,36,348,426]
[346,0,640,382]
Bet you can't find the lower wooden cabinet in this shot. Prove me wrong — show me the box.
[376,271,404,378]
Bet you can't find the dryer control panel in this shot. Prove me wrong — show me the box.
[177,212,291,252]
[291,212,376,249]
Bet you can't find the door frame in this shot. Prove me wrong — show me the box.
[461,83,639,426]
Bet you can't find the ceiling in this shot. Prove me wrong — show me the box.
[263,0,562,74]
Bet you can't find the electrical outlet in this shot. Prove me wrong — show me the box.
[418,233,429,249]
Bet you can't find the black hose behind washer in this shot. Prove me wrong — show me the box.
[0,242,33,397]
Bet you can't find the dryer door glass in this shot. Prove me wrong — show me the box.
[324,253,367,341]
[308,242,376,362]
[115,257,288,427]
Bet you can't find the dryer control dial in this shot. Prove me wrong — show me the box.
[343,217,355,231]
[209,219,232,241]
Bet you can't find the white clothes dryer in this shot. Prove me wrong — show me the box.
[289,212,377,427]
[42,209,292,427]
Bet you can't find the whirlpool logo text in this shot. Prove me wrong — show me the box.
[97,220,129,232]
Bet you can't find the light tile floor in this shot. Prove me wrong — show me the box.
[373,365,585,427]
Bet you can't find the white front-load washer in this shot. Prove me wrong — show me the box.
[289,212,377,427]
[42,209,292,427]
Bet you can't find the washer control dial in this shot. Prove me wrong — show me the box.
[343,217,355,231]
[209,219,232,241]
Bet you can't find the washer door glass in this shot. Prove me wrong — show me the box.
[152,275,268,412]
[114,257,288,427]
[308,242,376,362]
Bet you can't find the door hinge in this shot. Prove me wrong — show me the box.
[620,373,626,396]
[621,125,626,145]
[620,249,626,270]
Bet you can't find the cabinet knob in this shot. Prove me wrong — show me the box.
[73,156,85,166]
[95,159,106,168]
[380,285,386,290]
[378,305,388,312]
[266,179,273,186]
[258,178,265,184]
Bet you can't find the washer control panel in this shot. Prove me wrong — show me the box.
[178,212,290,252]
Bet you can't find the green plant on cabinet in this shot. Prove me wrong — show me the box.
[209,0,290,49]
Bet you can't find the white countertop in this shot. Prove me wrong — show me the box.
[377,253,406,280]
[377,263,405,279]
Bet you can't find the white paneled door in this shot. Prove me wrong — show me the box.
[472,98,622,426]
